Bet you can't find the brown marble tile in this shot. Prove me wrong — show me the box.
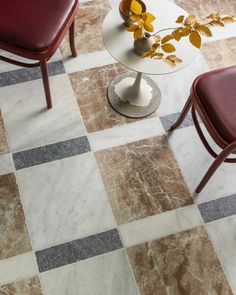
[69,64,146,132]
[60,0,110,58]
[0,173,31,260]
[0,111,9,155]
[0,276,43,295]
[201,37,236,69]
[127,226,232,295]
[95,136,192,224]
[175,0,236,19]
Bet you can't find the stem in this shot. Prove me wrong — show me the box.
[151,27,179,36]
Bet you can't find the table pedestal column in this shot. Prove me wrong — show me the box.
[107,71,161,118]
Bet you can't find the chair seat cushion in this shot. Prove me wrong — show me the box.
[196,66,236,143]
[0,0,76,51]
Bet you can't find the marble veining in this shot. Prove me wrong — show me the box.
[127,226,233,295]
[0,252,38,287]
[169,125,236,202]
[119,205,202,248]
[206,216,236,294]
[16,153,116,250]
[0,154,14,176]
[201,37,236,69]
[0,74,85,152]
[69,64,145,133]
[13,136,90,170]
[0,276,43,295]
[154,54,209,117]
[175,0,236,18]
[60,0,111,58]
[36,229,122,272]
[95,136,193,224]
[40,250,138,295]
[0,173,31,260]
[88,117,164,152]
[0,111,9,155]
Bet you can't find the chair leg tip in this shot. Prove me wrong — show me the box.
[195,188,201,194]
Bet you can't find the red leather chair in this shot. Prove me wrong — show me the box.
[0,0,79,108]
[169,66,236,193]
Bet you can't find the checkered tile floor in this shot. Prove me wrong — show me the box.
[1,0,236,294]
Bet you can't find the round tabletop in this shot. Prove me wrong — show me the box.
[102,0,199,75]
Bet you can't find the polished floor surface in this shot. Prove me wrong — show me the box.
[1,0,236,294]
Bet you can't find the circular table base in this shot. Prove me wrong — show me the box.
[108,72,161,118]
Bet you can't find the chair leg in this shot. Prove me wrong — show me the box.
[169,94,192,131]
[40,59,52,109]
[196,141,236,193]
[69,21,77,57]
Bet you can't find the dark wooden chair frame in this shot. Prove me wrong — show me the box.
[0,0,78,108]
[169,67,236,193]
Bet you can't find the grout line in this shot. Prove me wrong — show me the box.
[124,249,141,295]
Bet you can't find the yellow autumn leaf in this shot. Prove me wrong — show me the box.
[222,16,236,23]
[161,43,176,53]
[207,13,220,20]
[172,29,181,41]
[184,15,200,25]
[134,28,143,39]
[195,25,212,37]
[142,51,151,58]
[161,34,173,44]
[176,15,185,23]
[209,20,224,27]
[143,22,154,32]
[153,35,161,42]
[127,24,139,32]
[130,14,141,22]
[138,20,144,27]
[179,27,191,36]
[151,43,160,51]
[142,12,156,23]
[163,58,176,67]
[167,55,182,63]
[130,0,143,15]
[153,53,164,60]
[189,30,201,48]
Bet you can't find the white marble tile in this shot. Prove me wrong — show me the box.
[152,54,209,117]
[88,116,164,152]
[206,216,236,294]
[0,154,14,175]
[0,252,38,286]
[0,49,62,73]
[41,249,138,295]
[169,125,236,203]
[63,50,117,73]
[0,74,85,152]
[17,153,116,250]
[119,205,202,248]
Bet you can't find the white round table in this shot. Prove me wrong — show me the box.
[102,0,199,118]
